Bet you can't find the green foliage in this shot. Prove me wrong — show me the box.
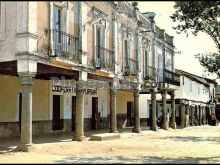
[171,1,220,76]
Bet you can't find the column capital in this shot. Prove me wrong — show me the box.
[134,89,140,96]
[19,74,35,85]
[110,88,117,95]
[161,89,167,97]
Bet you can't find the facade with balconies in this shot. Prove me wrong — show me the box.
[0,1,181,151]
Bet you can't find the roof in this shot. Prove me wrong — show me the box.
[175,69,217,86]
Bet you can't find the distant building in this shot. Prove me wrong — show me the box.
[174,69,217,126]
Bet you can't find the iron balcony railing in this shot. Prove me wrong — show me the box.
[94,46,114,70]
[144,65,157,80]
[164,69,180,86]
[49,29,79,61]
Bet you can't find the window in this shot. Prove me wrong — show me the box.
[190,83,192,92]
[182,77,184,85]
[198,87,200,94]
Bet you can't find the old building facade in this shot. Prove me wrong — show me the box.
[0,1,215,152]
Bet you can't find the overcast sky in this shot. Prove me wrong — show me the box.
[138,1,218,79]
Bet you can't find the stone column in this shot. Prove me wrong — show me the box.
[132,89,142,133]
[195,106,198,125]
[204,106,207,124]
[110,88,118,133]
[161,89,168,130]
[73,88,86,141]
[150,88,158,131]
[17,75,34,152]
[202,106,206,125]
[185,105,190,127]
[180,103,185,128]
[199,106,202,126]
[170,91,176,129]
[191,106,194,126]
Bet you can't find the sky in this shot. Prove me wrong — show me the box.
[137,1,218,79]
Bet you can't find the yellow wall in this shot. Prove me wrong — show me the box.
[32,79,50,120]
[0,75,50,122]
[116,90,133,114]
[0,76,21,122]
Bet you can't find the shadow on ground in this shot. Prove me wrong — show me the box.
[54,155,220,164]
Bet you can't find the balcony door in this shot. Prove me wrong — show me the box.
[53,6,61,44]
[157,46,164,82]
[94,24,105,68]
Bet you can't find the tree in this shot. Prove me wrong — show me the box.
[170,1,220,77]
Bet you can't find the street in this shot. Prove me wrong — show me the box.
[0,125,220,163]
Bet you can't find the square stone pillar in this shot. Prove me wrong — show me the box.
[132,89,142,133]
[170,91,176,129]
[150,88,158,131]
[110,88,118,133]
[73,87,86,141]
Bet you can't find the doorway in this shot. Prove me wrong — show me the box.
[92,97,101,129]
[19,93,22,132]
[52,95,63,131]
[72,96,76,131]
[127,101,134,127]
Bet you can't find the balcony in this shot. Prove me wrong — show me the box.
[49,29,79,62]
[94,46,114,70]
[123,58,137,76]
[216,85,220,94]
[144,65,157,80]
[164,69,180,86]
[165,33,173,46]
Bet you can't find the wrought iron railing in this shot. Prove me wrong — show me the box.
[49,29,79,61]
[94,46,114,70]
[144,65,157,80]
[164,69,180,86]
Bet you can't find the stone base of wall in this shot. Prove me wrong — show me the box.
[0,122,20,138]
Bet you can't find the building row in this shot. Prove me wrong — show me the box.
[0,1,217,152]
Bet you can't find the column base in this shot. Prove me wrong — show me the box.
[150,125,158,131]
[72,136,86,141]
[161,123,169,130]
[170,122,176,129]
[132,127,142,133]
[16,143,34,152]
[109,130,118,133]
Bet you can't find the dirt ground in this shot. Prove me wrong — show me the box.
[1,125,220,163]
